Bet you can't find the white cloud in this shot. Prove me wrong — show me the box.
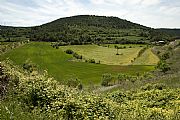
[0,0,179,28]
[141,0,160,6]
[90,0,159,6]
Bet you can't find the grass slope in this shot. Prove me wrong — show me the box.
[132,48,160,65]
[0,42,155,86]
[61,44,143,65]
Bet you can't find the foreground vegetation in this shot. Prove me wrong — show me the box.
[0,59,180,120]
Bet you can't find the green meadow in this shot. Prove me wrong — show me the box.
[0,42,157,86]
[61,44,142,65]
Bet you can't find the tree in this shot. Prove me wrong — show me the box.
[114,45,120,55]
[156,60,170,73]
[101,73,112,86]
[117,73,126,84]
[161,52,170,60]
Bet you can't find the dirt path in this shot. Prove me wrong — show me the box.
[93,84,120,93]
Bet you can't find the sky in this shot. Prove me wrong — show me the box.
[0,0,180,28]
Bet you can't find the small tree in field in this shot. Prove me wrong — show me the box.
[156,60,170,73]
[114,45,120,55]
[101,73,112,86]
[117,73,126,84]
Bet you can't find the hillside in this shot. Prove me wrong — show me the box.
[157,28,180,38]
[0,14,180,119]
[0,15,171,44]
[0,40,180,119]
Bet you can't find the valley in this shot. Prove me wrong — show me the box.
[0,15,180,120]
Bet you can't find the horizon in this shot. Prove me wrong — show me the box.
[1,14,180,29]
[0,0,180,28]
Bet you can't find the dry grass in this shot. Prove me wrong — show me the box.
[132,48,159,65]
[61,45,142,65]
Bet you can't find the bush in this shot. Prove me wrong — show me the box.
[85,59,96,63]
[101,73,112,86]
[65,78,83,90]
[23,60,36,73]
[141,83,167,91]
[65,49,74,54]
[137,47,147,57]
[161,52,170,60]
[1,60,180,120]
[117,73,127,84]
[73,52,82,59]
[156,60,171,73]
[0,61,118,119]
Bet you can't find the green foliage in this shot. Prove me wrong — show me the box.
[101,73,112,86]
[156,60,171,73]
[85,58,96,63]
[140,83,167,91]
[161,52,170,60]
[0,60,118,119]
[65,49,82,59]
[108,83,180,119]
[65,49,74,54]
[65,78,83,90]
[73,52,82,59]
[0,41,27,54]
[1,61,180,120]
[22,60,37,73]
[1,15,173,44]
[117,73,127,83]
[137,47,148,58]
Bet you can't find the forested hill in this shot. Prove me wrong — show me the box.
[157,28,180,38]
[42,15,147,29]
[0,15,171,44]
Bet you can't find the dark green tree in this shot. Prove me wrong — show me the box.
[156,60,170,73]
[101,73,112,86]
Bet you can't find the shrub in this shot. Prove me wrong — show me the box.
[65,49,74,54]
[23,60,36,73]
[156,60,171,73]
[73,52,82,59]
[117,73,127,84]
[65,78,83,90]
[161,52,170,60]
[141,83,167,91]
[0,61,118,119]
[101,73,112,86]
[137,47,147,57]
[85,59,96,63]
[88,59,95,63]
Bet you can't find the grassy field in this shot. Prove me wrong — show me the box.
[61,44,143,65]
[132,48,159,65]
[0,42,156,86]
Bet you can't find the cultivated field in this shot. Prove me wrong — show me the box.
[61,44,159,65]
[0,42,157,86]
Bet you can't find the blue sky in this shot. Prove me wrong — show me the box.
[0,0,180,28]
